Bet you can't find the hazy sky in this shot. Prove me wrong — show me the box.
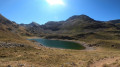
[0,0,120,24]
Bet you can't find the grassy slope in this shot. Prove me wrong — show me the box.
[0,30,36,47]
[1,30,120,67]
[77,29,120,49]
[0,46,120,67]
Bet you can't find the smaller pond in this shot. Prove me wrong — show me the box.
[29,39,85,50]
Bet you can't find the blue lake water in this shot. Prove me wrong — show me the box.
[29,39,85,50]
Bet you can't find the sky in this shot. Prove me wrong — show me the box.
[0,0,120,24]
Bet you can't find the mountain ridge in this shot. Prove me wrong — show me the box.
[19,14,120,35]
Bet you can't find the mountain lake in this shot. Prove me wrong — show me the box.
[28,38,85,50]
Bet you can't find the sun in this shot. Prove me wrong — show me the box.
[46,0,65,6]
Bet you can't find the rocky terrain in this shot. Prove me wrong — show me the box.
[0,41,25,48]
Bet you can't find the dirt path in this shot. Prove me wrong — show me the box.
[90,57,119,67]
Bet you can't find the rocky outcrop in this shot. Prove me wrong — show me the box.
[0,41,25,48]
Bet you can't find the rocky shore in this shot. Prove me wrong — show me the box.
[0,41,25,48]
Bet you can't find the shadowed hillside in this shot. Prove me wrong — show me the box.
[0,14,34,46]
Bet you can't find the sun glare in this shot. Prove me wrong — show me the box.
[46,0,65,6]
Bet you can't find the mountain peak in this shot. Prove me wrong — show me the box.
[30,22,40,26]
[67,14,94,21]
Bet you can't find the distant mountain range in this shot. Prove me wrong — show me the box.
[19,14,120,35]
[1,14,120,36]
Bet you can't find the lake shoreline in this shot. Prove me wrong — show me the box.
[49,39,95,50]
[27,37,95,50]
